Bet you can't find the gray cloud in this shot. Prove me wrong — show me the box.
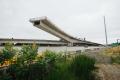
[0,0,120,44]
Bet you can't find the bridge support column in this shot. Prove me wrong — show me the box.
[68,43,73,46]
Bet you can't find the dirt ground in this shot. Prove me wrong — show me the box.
[84,49,120,80]
[96,64,120,80]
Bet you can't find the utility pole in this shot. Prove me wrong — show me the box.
[103,16,108,46]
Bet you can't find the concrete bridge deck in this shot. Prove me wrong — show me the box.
[0,16,102,47]
[0,38,67,46]
[30,16,102,46]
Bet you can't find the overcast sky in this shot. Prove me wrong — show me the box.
[0,0,120,44]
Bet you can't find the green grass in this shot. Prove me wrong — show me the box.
[70,54,96,80]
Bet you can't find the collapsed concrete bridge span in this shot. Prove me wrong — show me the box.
[30,16,102,46]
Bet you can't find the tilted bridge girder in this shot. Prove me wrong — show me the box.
[29,16,102,46]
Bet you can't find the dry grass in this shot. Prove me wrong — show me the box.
[104,46,120,56]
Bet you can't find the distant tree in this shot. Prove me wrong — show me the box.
[111,42,120,47]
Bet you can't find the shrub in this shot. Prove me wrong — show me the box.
[0,43,16,65]
[7,49,62,80]
[70,54,96,80]
[111,55,120,64]
[0,73,12,80]
[7,43,39,80]
[0,50,4,64]
[45,62,76,80]
[43,50,57,63]
[20,44,38,65]
[0,43,16,80]
[1,45,97,80]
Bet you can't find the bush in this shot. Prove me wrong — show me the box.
[45,53,96,80]
[9,44,38,80]
[70,54,96,80]
[20,44,38,65]
[45,62,76,80]
[43,50,63,64]
[8,63,47,80]
[7,49,62,80]
[1,44,96,80]
[0,50,4,64]
[0,73,13,80]
[111,55,120,64]
[0,43,16,65]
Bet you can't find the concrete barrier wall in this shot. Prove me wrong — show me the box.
[0,46,104,53]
